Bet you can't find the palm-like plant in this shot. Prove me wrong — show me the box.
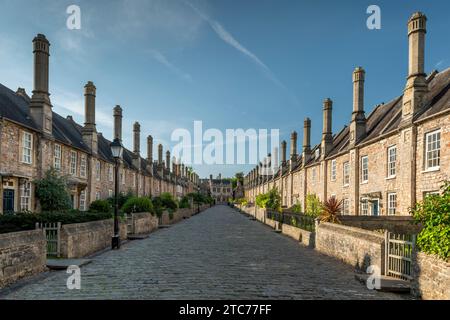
[320,197,343,224]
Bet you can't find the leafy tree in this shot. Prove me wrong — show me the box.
[34,168,71,212]
[305,194,321,218]
[151,196,164,218]
[160,192,178,213]
[255,193,270,209]
[179,196,191,209]
[266,188,281,212]
[107,190,134,210]
[411,181,450,261]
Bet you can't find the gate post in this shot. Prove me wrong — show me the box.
[384,231,389,276]
[57,222,61,258]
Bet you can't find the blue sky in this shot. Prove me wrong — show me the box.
[0,0,449,178]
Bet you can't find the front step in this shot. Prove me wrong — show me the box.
[355,274,411,293]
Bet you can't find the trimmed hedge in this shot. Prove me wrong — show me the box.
[0,211,118,234]
[122,197,153,214]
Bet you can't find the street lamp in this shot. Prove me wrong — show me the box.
[110,138,123,250]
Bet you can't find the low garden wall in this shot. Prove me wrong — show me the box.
[0,230,47,288]
[412,252,450,300]
[339,216,420,234]
[315,222,385,273]
[130,212,158,235]
[281,223,315,248]
[60,219,127,259]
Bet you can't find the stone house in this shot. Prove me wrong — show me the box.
[0,34,201,214]
[244,12,449,216]
[205,174,233,203]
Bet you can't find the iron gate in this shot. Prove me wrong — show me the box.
[36,222,61,257]
[385,232,416,280]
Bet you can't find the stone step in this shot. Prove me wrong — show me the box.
[127,234,150,240]
[46,259,92,270]
[355,273,411,293]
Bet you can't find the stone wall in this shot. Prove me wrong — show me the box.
[60,219,127,259]
[339,216,421,234]
[130,212,158,235]
[316,222,385,273]
[412,252,450,300]
[0,230,47,288]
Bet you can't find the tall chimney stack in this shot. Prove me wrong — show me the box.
[30,34,52,135]
[302,118,311,166]
[281,140,287,165]
[158,144,163,165]
[132,122,141,170]
[402,12,428,124]
[113,105,123,141]
[166,150,171,171]
[147,135,153,167]
[290,131,298,160]
[321,98,333,158]
[349,67,366,147]
[81,81,98,155]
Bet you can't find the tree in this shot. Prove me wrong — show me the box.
[305,194,321,218]
[34,168,72,212]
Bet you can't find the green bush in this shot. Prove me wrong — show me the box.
[305,194,321,218]
[0,211,116,234]
[34,168,72,212]
[255,193,270,209]
[122,197,153,214]
[89,200,112,213]
[411,182,450,261]
[107,191,134,210]
[179,196,191,209]
[160,192,178,213]
[290,201,302,213]
[256,188,281,212]
[152,196,164,218]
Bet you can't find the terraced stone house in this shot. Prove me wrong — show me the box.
[0,34,201,214]
[244,12,449,216]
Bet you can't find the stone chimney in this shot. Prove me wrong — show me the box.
[302,118,311,166]
[402,12,428,124]
[321,98,333,159]
[81,81,98,155]
[181,164,185,178]
[132,122,141,170]
[166,150,171,171]
[281,140,287,165]
[146,135,153,174]
[113,105,123,141]
[158,144,163,165]
[290,131,298,171]
[30,34,52,135]
[349,67,366,147]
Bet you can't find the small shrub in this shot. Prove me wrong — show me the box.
[152,196,164,218]
[305,194,321,218]
[161,192,178,213]
[89,200,112,213]
[320,197,342,224]
[107,191,134,210]
[179,196,191,209]
[411,181,450,261]
[122,197,153,214]
[290,201,302,213]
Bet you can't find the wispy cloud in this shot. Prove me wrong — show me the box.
[435,59,445,69]
[148,49,193,82]
[185,1,294,98]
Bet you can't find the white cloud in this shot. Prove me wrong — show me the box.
[148,49,192,82]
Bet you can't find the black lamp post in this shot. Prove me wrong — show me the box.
[110,138,123,250]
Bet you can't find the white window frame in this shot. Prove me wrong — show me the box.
[360,198,369,216]
[20,182,31,211]
[425,130,441,171]
[95,191,101,200]
[361,156,368,183]
[387,146,397,178]
[96,161,101,181]
[331,159,337,181]
[70,151,77,176]
[109,189,113,198]
[343,162,350,186]
[122,169,125,185]
[387,192,397,216]
[132,173,136,188]
[79,190,86,211]
[54,144,62,170]
[80,155,87,178]
[22,131,33,164]
[312,167,317,184]
[108,165,114,182]
[342,198,350,215]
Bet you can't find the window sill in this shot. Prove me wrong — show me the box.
[360,181,368,185]
[385,176,396,180]
[343,184,349,188]
[422,167,440,173]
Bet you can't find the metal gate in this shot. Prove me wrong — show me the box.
[385,232,416,280]
[36,222,61,257]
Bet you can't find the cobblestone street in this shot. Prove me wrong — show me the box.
[0,206,408,300]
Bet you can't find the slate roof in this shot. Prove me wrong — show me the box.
[0,82,157,175]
